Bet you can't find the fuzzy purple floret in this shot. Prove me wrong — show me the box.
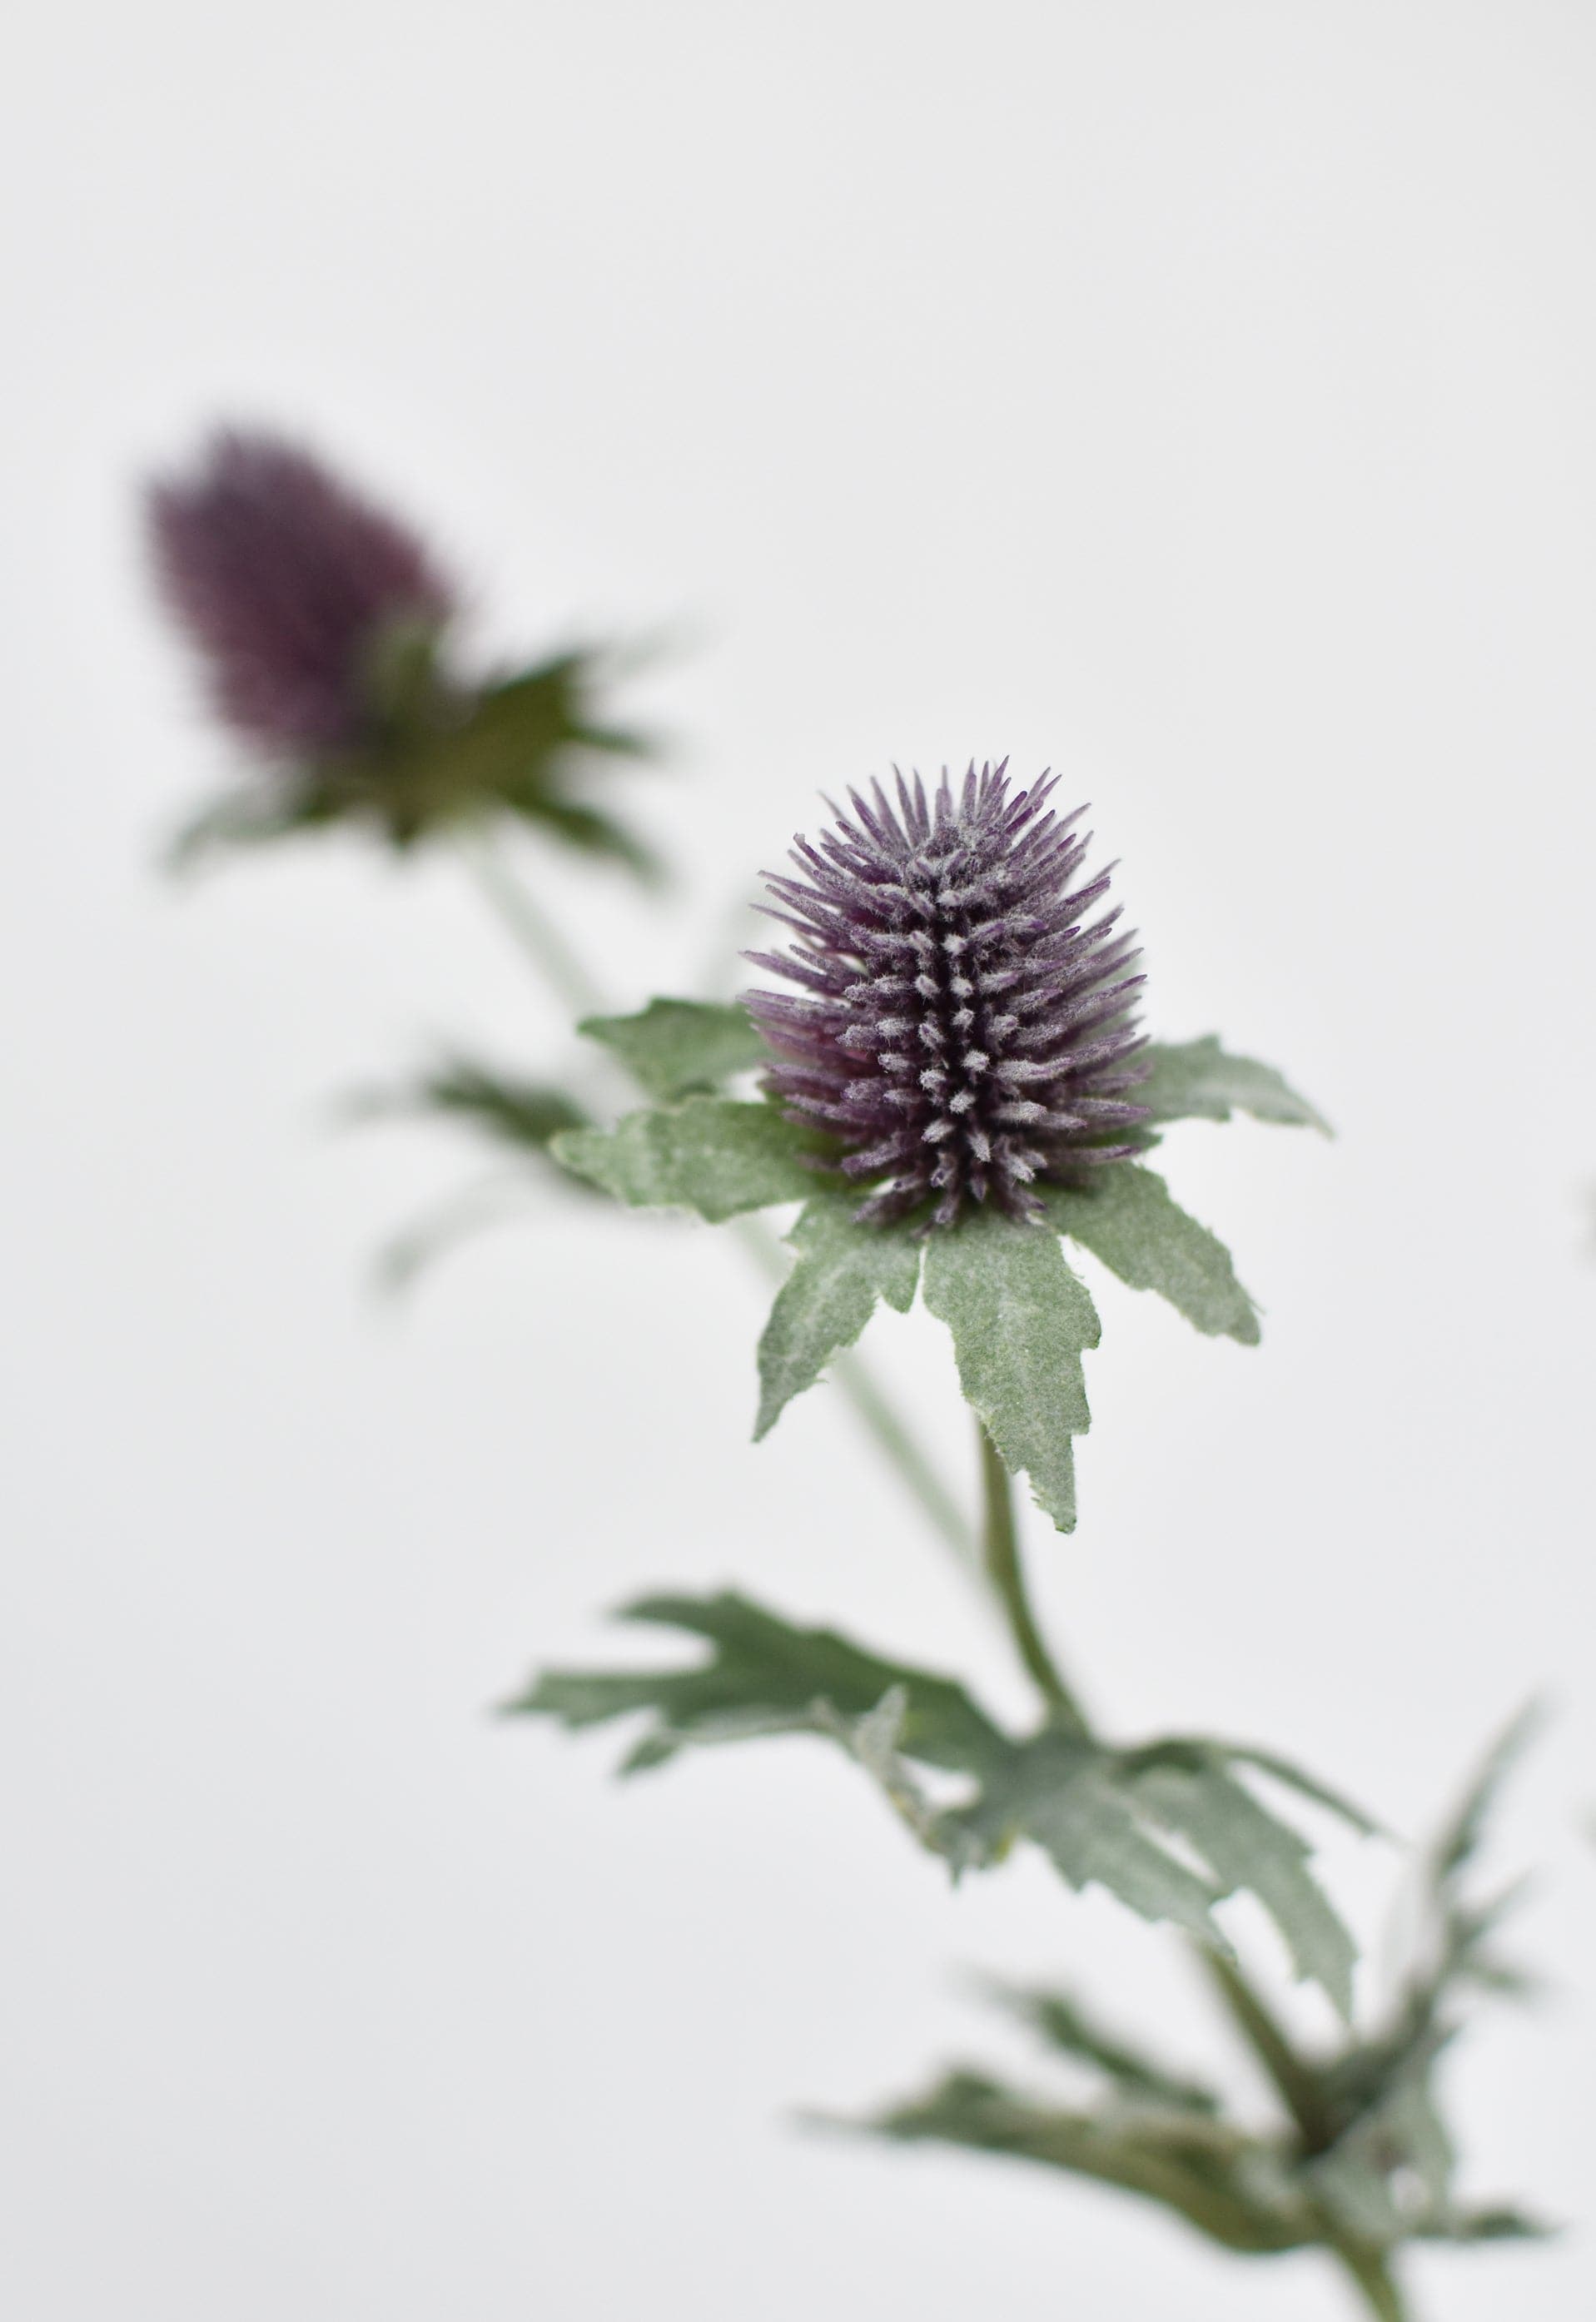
[745,763,1151,1230]
[146,428,456,753]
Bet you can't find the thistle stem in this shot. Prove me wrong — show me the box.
[731,1216,976,1570]
[977,1424,1089,1731]
[455,827,606,1019]
[457,834,977,1574]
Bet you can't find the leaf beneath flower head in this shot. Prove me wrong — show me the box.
[1139,1037,1330,1134]
[755,1195,922,1439]
[579,997,769,1102]
[550,1097,823,1222]
[922,1211,1099,1533]
[1045,1165,1260,1345]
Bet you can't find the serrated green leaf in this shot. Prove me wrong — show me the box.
[988,1984,1221,2115]
[858,2072,1316,2254]
[1140,1037,1330,1134]
[755,1196,922,1439]
[1130,1759,1356,2017]
[922,1211,1099,1532]
[505,1589,1011,1778]
[579,997,769,1101]
[550,1097,823,1221]
[955,1735,1227,1943]
[1045,1166,1260,1344]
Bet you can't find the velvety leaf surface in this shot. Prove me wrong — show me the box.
[579,997,769,1102]
[550,1097,822,1221]
[511,1592,1357,1986]
[755,1196,922,1439]
[1139,1037,1330,1134]
[922,1210,1100,1532]
[1129,1758,1356,2017]
[505,1591,1011,1778]
[1046,1166,1260,1343]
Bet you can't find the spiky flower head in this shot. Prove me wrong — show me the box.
[146,427,457,756]
[746,763,1151,1230]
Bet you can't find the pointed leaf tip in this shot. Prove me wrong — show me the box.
[922,1211,1098,1532]
[755,1195,921,1439]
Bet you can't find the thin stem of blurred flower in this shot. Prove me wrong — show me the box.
[731,1216,976,1573]
[458,833,977,1574]
[456,826,607,1019]
[977,1422,1088,1730]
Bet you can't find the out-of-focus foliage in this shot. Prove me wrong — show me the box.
[853,1717,1546,2273]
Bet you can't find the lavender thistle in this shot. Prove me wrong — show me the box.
[746,763,1151,1230]
[146,428,457,757]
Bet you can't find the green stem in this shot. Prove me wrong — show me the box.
[1201,1953,1415,2322]
[977,1423,1089,1731]
[458,838,977,1574]
[1199,1951,1336,2151]
[456,827,606,1019]
[731,1217,976,1570]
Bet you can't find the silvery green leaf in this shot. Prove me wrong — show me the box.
[810,1688,989,1876]
[956,1735,1227,1943]
[755,1195,922,1439]
[1045,1166,1260,1345]
[579,997,769,1101]
[550,1097,821,1221]
[505,1589,1011,1778]
[1139,1037,1330,1134]
[922,1210,1100,1532]
[1129,1758,1356,2018]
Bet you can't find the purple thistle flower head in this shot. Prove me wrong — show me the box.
[146,427,458,756]
[745,763,1151,1231]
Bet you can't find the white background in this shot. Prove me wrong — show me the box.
[4,3,1595,2315]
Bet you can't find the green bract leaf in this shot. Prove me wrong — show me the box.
[1045,1166,1260,1345]
[550,1097,822,1222]
[755,1195,922,1439]
[1139,1037,1330,1135]
[579,997,769,1102]
[922,1211,1098,1533]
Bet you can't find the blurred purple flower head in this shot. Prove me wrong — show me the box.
[746,763,1150,1230]
[146,428,458,756]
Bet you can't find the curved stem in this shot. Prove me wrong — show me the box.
[731,1216,976,1571]
[977,1424,1089,1732]
[456,828,606,1019]
[457,836,977,1574]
